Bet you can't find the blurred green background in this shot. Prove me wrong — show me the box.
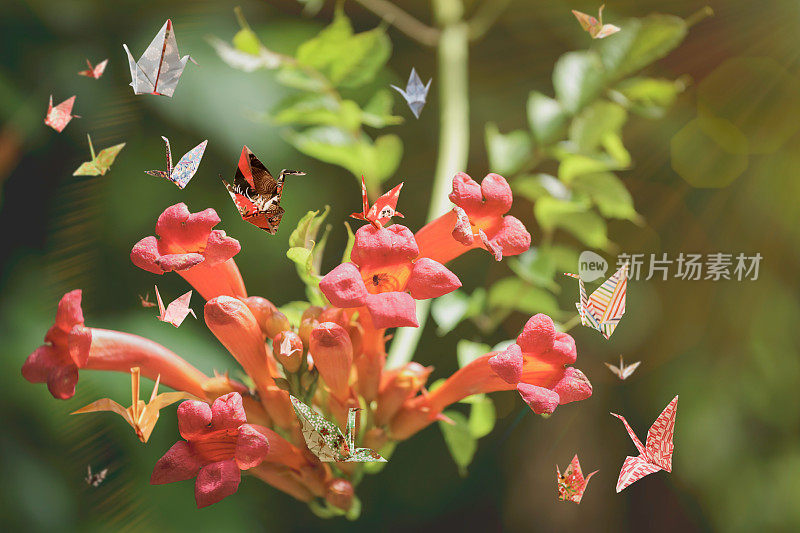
[2,0,799,531]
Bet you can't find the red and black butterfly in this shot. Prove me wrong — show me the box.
[221,146,304,234]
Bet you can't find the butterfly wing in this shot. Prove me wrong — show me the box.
[169,140,207,188]
[95,143,126,174]
[644,396,678,472]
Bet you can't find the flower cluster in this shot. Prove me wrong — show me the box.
[21,173,591,514]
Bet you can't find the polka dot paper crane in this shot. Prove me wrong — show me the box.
[557,454,597,504]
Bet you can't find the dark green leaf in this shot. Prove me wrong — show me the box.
[598,15,687,80]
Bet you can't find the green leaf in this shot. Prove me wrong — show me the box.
[534,197,609,248]
[572,172,641,221]
[276,66,329,91]
[485,123,532,176]
[295,9,390,89]
[371,134,403,183]
[361,89,404,128]
[272,94,362,132]
[233,28,261,55]
[513,173,571,202]
[457,340,491,368]
[467,395,496,439]
[527,91,568,144]
[431,289,486,335]
[598,15,687,80]
[488,277,562,317]
[279,301,311,328]
[345,495,362,521]
[609,77,686,119]
[602,133,632,167]
[289,206,330,248]
[569,101,627,152]
[439,411,478,477]
[553,51,606,114]
[507,248,559,290]
[342,222,355,263]
[557,153,624,184]
[287,207,330,305]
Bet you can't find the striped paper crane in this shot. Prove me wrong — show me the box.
[564,262,628,339]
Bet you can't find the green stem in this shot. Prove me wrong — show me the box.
[386,0,470,369]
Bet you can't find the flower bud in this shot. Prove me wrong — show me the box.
[309,323,353,400]
[273,331,304,373]
[264,309,291,338]
[363,427,388,452]
[240,296,277,336]
[376,362,432,425]
[318,307,349,329]
[325,479,354,512]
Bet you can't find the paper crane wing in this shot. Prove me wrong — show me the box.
[72,399,135,427]
[123,19,192,96]
[344,447,387,462]
[605,356,640,380]
[557,454,596,503]
[572,5,620,39]
[350,176,404,227]
[290,396,347,462]
[169,140,207,188]
[156,288,196,327]
[611,395,678,492]
[44,95,78,132]
[74,135,124,176]
[391,68,431,118]
[78,59,108,78]
[565,263,627,339]
[223,146,304,234]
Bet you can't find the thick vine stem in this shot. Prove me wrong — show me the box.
[353,0,441,46]
[386,0,470,369]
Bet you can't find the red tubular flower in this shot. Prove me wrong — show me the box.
[319,224,461,329]
[415,172,531,264]
[375,362,433,426]
[131,203,246,300]
[151,393,270,508]
[388,314,592,440]
[309,323,353,400]
[22,290,210,399]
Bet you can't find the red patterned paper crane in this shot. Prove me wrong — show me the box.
[611,395,678,492]
[350,176,404,229]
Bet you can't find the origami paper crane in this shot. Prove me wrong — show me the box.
[564,262,628,339]
[350,176,404,228]
[611,395,678,492]
[605,355,641,380]
[222,146,305,234]
[145,136,207,188]
[44,95,79,132]
[557,455,597,504]
[85,465,108,487]
[290,396,386,463]
[139,293,156,308]
[154,285,196,327]
[72,367,197,443]
[391,68,431,119]
[73,134,126,176]
[123,19,195,97]
[78,58,108,79]
[572,5,621,39]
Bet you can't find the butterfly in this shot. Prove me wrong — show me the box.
[391,67,431,119]
[85,465,109,487]
[557,455,597,504]
[350,176,404,229]
[72,367,197,443]
[73,134,126,176]
[154,286,196,328]
[222,146,305,234]
[290,396,386,463]
[44,95,80,132]
[611,395,678,492]
[572,5,621,39]
[123,19,195,97]
[78,58,108,79]
[145,136,207,189]
[564,262,628,339]
[605,355,641,380]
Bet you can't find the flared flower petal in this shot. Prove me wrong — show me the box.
[406,258,461,300]
[319,263,368,308]
[195,459,241,508]
[178,400,213,440]
[47,365,79,400]
[151,441,204,485]
[131,203,245,300]
[350,224,418,268]
[517,383,560,414]
[211,392,248,430]
[234,424,270,469]
[365,292,418,329]
[488,343,523,384]
[552,367,593,404]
